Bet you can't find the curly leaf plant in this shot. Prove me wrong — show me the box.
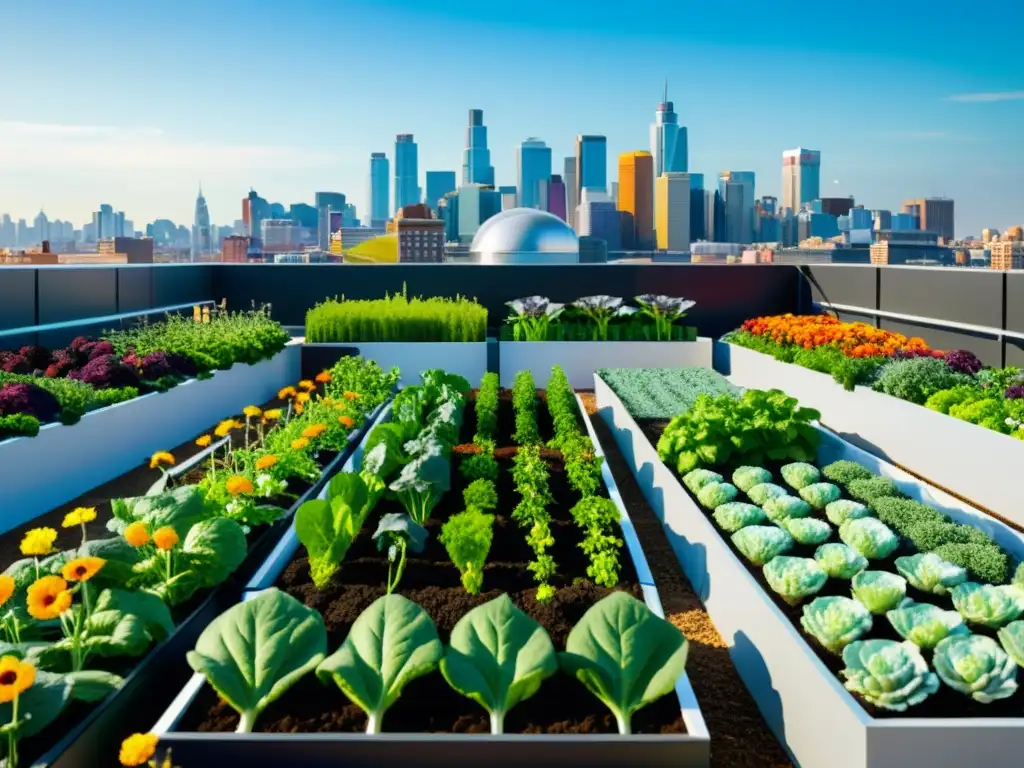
[814,543,868,580]
[950,582,1024,629]
[732,466,773,493]
[731,526,794,566]
[634,295,696,341]
[824,500,872,527]
[799,482,842,511]
[801,596,873,654]
[997,620,1024,668]
[932,634,1019,703]
[851,571,908,615]
[763,495,812,522]
[780,462,820,491]
[748,482,788,506]
[570,296,637,341]
[887,602,967,650]
[839,518,899,561]
[712,502,766,534]
[763,556,828,606]
[841,639,939,711]
[777,517,832,546]
[894,553,968,596]
[505,296,565,341]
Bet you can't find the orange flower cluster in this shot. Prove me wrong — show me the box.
[741,314,935,359]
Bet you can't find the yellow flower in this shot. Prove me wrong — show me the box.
[343,391,360,401]
[298,380,316,391]
[243,405,262,418]
[263,409,282,420]
[232,420,246,429]
[149,451,175,470]
[0,655,35,704]
[195,434,212,447]
[291,437,309,450]
[0,575,15,608]
[20,527,57,557]
[62,506,97,528]
[255,455,278,470]
[119,733,159,767]
[152,527,179,551]
[278,386,297,400]
[214,420,235,438]
[26,576,72,620]
[225,476,254,496]
[294,403,305,416]
[296,391,311,404]
[315,371,331,383]
[124,522,150,548]
[61,556,106,583]
[338,415,355,428]
[301,424,327,439]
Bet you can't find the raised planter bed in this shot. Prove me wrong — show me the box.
[28,396,392,768]
[149,382,710,767]
[499,338,713,389]
[594,371,1024,768]
[719,341,1024,530]
[302,341,488,388]
[1,340,302,532]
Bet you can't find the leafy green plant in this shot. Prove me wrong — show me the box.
[732,466,773,494]
[187,588,327,733]
[839,518,899,560]
[559,592,689,735]
[799,482,841,510]
[474,372,499,443]
[511,370,540,445]
[951,582,1024,628]
[821,460,874,486]
[763,556,828,605]
[825,500,872,526]
[389,441,451,525]
[887,603,967,650]
[440,594,557,733]
[598,366,740,421]
[459,446,500,482]
[682,469,723,494]
[463,478,498,511]
[731,526,794,566]
[440,507,494,595]
[634,295,696,341]
[373,513,428,594]
[511,444,557,601]
[780,462,820,490]
[569,296,637,340]
[932,542,1010,585]
[0,412,40,439]
[569,497,623,588]
[317,593,443,733]
[696,481,737,510]
[894,553,968,596]
[997,621,1024,668]
[851,571,908,614]
[814,543,868,580]
[712,502,766,533]
[0,669,72,767]
[748,482,787,506]
[846,476,906,506]
[505,296,565,341]
[763,495,812,522]
[841,639,938,711]
[801,596,873,654]
[932,634,1018,703]
[872,357,973,405]
[777,517,832,545]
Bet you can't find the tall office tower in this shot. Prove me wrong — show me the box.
[315,192,346,249]
[92,204,116,240]
[457,184,502,241]
[574,135,608,199]
[617,151,654,249]
[517,138,552,210]
[655,172,691,251]
[650,82,688,176]
[902,197,955,242]
[563,157,578,229]
[576,189,621,251]
[689,173,705,241]
[369,153,390,226]
[33,210,49,244]
[548,175,567,221]
[755,196,779,241]
[781,148,821,212]
[718,171,756,243]
[462,109,495,186]
[425,171,457,213]
[191,186,212,260]
[394,135,419,213]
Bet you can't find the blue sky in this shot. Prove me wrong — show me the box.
[1,0,1022,237]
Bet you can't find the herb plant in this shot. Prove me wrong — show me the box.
[511,370,540,445]
[511,444,557,601]
[598,367,739,421]
[463,478,498,511]
[569,497,623,588]
[474,372,499,443]
[440,507,495,595]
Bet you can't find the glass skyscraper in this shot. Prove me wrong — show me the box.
[369,153,389,226]
[718,171,756,243]
[574,135,607,197]
[425,171,457,214]
[517,138,552,210]
[689,173,705,241]
[650,85,688,176]
[394,134,419,213]
[462,109,495,186]
[781,148,821,212]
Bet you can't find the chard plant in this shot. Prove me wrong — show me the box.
[440,507,495,595]
[570,296,636,341]
[440,595,557,734]
[634,295,696,341]
[317,594,442,734]
[373,513,428,594]
[388,441,451,526]
[505,296,565,342]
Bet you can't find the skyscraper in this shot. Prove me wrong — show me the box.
[655,173,691,251]
[689,173,706,241]
[369,153,390,226]
[576,189,620,250]
[718,171,756,243]
[425,171,457,213]
[462,109,495,186]
[563,157,578,229]
[575,135,607,198]
[394,135,419,213]
[902,197,955,241]
[517,138,552,210]
[457,184,501,241]
[650,82,688,176]
[191,186,212,260]
[618,151,654,249]
[781,148,821,212]
[548,175,567,221]
[315,192,346,250]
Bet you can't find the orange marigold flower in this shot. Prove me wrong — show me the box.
[255,455,278,470]
[225,475,254,496]
[294,403,305,416]
[124,521,150,547]
[195,434,212,447]
[0,655,35,703]
[119,733,159,767]
[152,527,179,551]
[343,391,360,401]
[315,371,331,383]
[26,576,72,620]
[338,415,355,428]
[298,380,316,391]
[0,575,15,608]
[301,424,327,439]
[61,556,106,583]
[278,386,297,400]
[296,391,311,404]
[291,437,309,450]
[149,451,175,470]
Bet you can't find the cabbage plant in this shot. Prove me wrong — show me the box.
[951,582,1024,629]
[814,543,868,580]
[732,466,772,493]
[839,518,899,560]
[634,295,696,341]
[887,602,967,650]
[763,556,827,606]
[777,517,832,546]
[731,526,794,566]
[748,482,788,506]
[932,634,1019,703]
[841,639,939,711]
[851,571,908,614]
[799,482,842,511]
[505,296,565,341]
[780,462,820,490]
[697,482,737,510]
[894,553,968,596]
[825,500,872,527]
[763,495,812,522]
[682,469,723,495]
[997,620,1024,668]
[570,296,636,341]
[800,596,873,654]
[712,502,766,534]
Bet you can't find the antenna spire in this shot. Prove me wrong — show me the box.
[663,78,668,104]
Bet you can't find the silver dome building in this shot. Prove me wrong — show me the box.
[470,208,579,264]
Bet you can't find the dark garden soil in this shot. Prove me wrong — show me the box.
[640,415,1024,721]
[180,388,688,736]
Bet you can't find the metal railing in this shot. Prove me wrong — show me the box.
[814,300,1024,343]
[0,300,215,339]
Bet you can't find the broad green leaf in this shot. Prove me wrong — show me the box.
[107,485,214,538]
[373,513,428,554]
[94,588,175,640]
[182,517,248,587]
[558,591,689,735]
[295,473,376,588]
[67,669,125,702]
[439,594,557,733]
[316,593,442,734]
[186,588,326,732]
[0,670,72,738]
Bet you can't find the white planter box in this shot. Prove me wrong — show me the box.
[304,341,488,388]
[0,342,301,534]
[595,372,1024,768]
[721,342,1024,529]
[499,338,713,389]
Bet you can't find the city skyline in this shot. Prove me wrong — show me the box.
[1,0,1021,236]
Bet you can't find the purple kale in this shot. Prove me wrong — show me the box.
[0,382,61,423]
[139,351,198,381]
[69,354,141,389]
[81,340,115,361]
[1005,386,1024,400]
[1,354,31,374]
[44,351,77,378]
[944,349,982,376]
[69,336,92,351]
[18,346,53,371]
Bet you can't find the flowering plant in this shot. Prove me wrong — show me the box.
[635,295,696,341]
[505,296,566,341]
[740,314,933,359]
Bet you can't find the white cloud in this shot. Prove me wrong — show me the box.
[946,90,1024,103]
[0,121,336,171]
